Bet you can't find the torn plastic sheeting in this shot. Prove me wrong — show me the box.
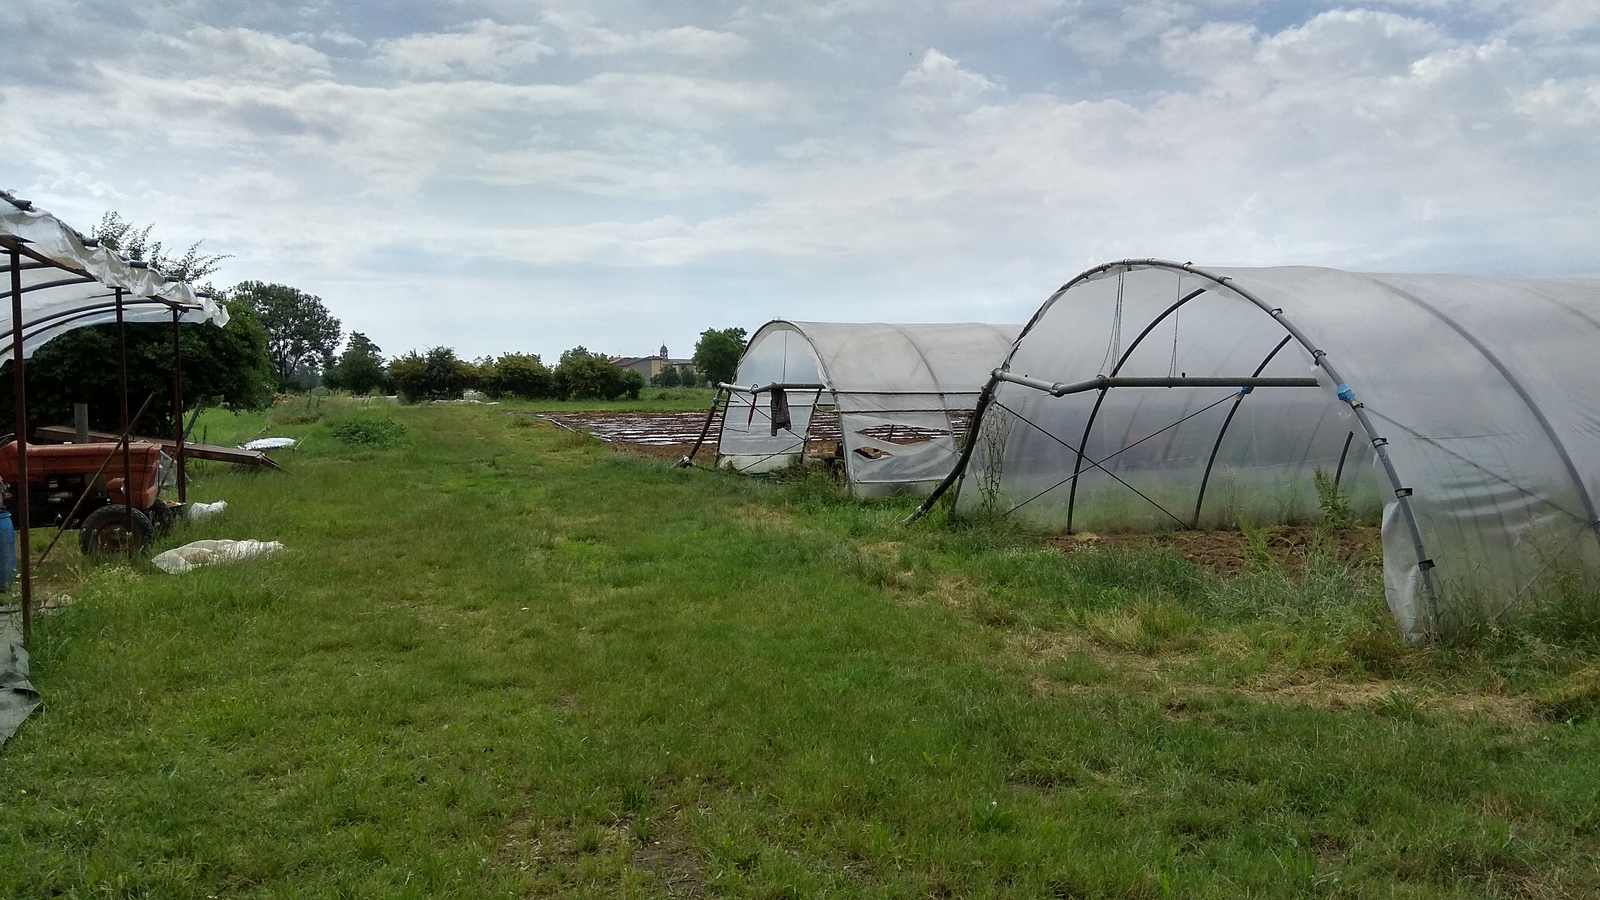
[240,437,297,451]
[187,500,227,522]
[1,616,41,747]
[152,539,283,574]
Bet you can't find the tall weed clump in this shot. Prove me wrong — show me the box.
[328,415,407,448]
[1313,467,1355,529]
[268,389,338,426]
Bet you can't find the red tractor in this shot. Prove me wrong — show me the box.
[0,439,178,556]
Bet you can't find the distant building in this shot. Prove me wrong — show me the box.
[610,343,696,380]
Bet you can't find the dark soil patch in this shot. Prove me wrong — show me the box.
[530,409,845,467]
[630,811,704,898]
[1047,526,1382,577]
[524,412,718,464]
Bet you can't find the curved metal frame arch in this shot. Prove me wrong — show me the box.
[928,258,1442,633]
[1379,285,1600,539]
[1144,262,1439,627]
[0,297,198,358]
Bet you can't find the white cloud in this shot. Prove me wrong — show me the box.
[3,1,1597,361]
[1060,0,1195,65]
[547,16,752,61]
[900,49,997,101]
[170,26,331,83]
[375,20,553,79]
[1491,0,1600,39]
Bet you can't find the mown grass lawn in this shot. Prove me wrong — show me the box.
[2,399,1598,898]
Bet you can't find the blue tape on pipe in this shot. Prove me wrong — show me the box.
[1336,383,1355,403]
[1237,385,1253,395]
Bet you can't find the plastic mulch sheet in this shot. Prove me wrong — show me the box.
[0,614,41,747]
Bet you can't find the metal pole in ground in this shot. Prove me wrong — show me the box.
[7,244,32,642]
[116,288,132,560]
[171,307,185,504]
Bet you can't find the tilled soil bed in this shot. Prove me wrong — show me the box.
[529,409,845,467]
[1047,525,1382,577]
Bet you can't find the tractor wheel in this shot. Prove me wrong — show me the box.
[148,501,176,538]
[79,505,154,558]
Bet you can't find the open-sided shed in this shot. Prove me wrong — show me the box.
[924,260,1600,642]
[717,320,1019,497]
[2,190,227,641]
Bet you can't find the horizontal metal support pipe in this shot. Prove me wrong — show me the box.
[994,370,1320,397]
[717,382,828,395]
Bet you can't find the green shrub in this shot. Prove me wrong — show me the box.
[329,415,407,448]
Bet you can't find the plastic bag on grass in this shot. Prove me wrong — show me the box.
[152,539,283,575]
[240,437,297,451]
[187,500,227,522]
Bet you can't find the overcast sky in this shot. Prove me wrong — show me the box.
[4,1,1597,361]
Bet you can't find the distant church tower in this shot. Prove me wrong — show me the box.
[660,343,668,359]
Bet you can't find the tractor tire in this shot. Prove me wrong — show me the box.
[79,505,154,558]
[148,501,176,538]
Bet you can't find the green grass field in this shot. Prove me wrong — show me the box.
[3,399,1598,898]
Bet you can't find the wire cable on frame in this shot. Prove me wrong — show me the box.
[993,390,1239,525]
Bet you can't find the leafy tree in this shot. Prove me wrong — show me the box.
[233,281,342,390]
[325,332,388,395]
[692,327,747,387]
[481,353,553,400]
[386,353,427,403]
[93,212,230,295]
[554,347,625,400]
[651,366,681,388]
[620,369,646,400]
[387,346,474,402]
[679,366,700,387]
[0,296,274,436]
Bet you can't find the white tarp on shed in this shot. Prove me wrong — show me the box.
[1,191,227,358]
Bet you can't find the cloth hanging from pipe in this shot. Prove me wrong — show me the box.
[770,387,791,436]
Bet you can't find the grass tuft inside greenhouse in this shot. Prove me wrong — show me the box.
[2,398,1598,898]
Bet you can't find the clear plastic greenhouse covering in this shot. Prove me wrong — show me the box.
[1,191,228,358]
[718,320,1020,497]
[947,260,1600,642]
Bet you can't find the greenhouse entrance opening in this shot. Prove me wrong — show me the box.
[709,321,1020,498]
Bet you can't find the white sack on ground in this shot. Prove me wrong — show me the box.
[240,437,297,450]
[187,500,227,522]
[152,539,283,574]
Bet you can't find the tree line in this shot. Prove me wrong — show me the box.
[329,328,747,403]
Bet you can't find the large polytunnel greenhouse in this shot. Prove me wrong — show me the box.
[717,320,1019,497]
[933,260,1600,642]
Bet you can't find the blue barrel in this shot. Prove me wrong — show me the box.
[0,510,14,592]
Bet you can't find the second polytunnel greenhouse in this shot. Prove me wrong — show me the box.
[917,260,1600,643]
[715,320,1020,497]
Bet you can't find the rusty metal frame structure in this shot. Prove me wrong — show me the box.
[1,192,221,643]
